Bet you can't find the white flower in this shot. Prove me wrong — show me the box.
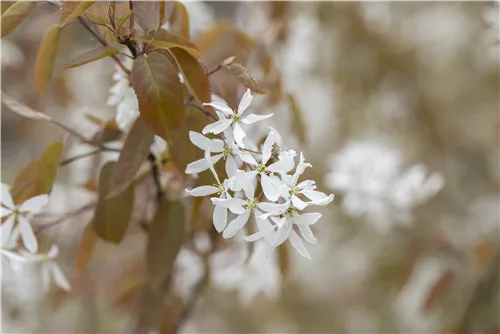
[280,152,334,209]
[1,183,48,253]
[107,57,139,131]
[1,244,70,292]
[186,150,233,232]
[202,89,273,148]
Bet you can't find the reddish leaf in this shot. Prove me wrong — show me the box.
[76,222,97,272]
[225,62,267,94]
[422,270,454,312]
[35,24,62,95]
[89,119,122,145]
[1,1,37,38]
[60,1,95,25]
[167,48,210,178]
[107,118,154,198]
[169,1,189,39]
[147,200,185,289]
[145,30,200,59]
[92,161,135,243]
[131,52,184,144]
[133,1,159,34]
[62,46,120,69]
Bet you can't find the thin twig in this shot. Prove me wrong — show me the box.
[59,147,121,166]
[184,101,217,121]
[34,201,97,234]
[77,17,131,75]
[207,64,222,76]
[128,1,135,36]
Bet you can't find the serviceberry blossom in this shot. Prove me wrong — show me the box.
[1,244,70,292]
[1,183,48,253]
[202,89,274,148]
[185,92,334,258]
[325,140,444,231]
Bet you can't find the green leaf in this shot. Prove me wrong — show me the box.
[35,24,62,95]
[288,94,307,145]
[60,1,96,25]
[131,52,184,144]
[92,161,135,243]
[62,46,120,69]
[144,30,200,59]
[107,118,154,198]
[147,200,185,289]
[33,142,63,196]
[167,48,210,178]
[1,1,37,38]
[170,1,189,39]
[1,91,52,121]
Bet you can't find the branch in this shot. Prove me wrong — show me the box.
[147,153,165,202]
[34,201,97,234]
[59,147,121,166]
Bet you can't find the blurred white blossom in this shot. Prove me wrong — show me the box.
[1,183,48,253]
[1,244,70,292]
[326,140,444,231]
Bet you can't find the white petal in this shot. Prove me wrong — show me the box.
[210,94,229,105]
[213,205,227,233]
[0,248,28,262]
[267,157,295,174]
[302,190,335,206]
[233,123,246,148]
[204,149,221,184]
[1,207,13,218]
[292,194,309,210]
[41,264,51,292]
[203,102,234,116]
[289,230,311,259]
[46,244,59,259]
[237,89,253,115]
[261,174,281,201]
[271,216,287,228]
[1,183,14,209]
[18,215,38,253]
[189,131,224,152]
[222,210,251,238]
[19,194,49,213]
[241,113,274,124]
[211,198,246,214]
[1,214,15,245]
[242,178,256,200]
[291,152,312,185]
[243,230,264,242]
[225,155,238,179]
[256,201,289,219]
[255,210,275,244]
[185,154,223,174]
[49,262,71,291]
[297,179,316,191]
[238,150,258,165]
[202,119,232,135]
[297,224,317,244]
[272,222,292,247]
[292,213,322,225]
[262,127,281,164]
[185,186,218,197]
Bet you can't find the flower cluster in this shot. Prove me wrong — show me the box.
[325,140,444,231]
[1,183,70,291]
[185,89,334,259]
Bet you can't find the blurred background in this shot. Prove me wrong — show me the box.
[1,1,499,333]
